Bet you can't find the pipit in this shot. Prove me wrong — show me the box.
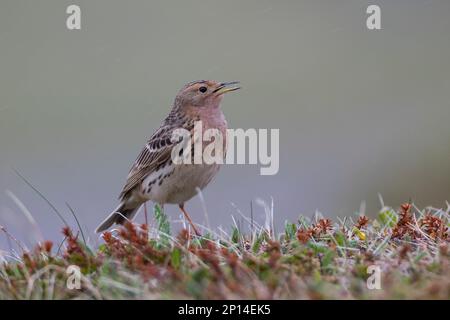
[96,80,240,234]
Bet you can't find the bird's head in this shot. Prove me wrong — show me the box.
[174,80,240,111]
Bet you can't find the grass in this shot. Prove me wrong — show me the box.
[0,201,449,299]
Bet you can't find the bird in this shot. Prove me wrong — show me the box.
[95,80,240,234]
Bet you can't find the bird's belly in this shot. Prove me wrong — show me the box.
[141,163,220,205]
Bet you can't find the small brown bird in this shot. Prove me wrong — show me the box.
[96,80,240,234]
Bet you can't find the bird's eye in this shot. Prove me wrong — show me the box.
[199,86,207,93]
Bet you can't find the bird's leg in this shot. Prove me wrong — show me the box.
[144,202,148,226]
[179,204,200,236]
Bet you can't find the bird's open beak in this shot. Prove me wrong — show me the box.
[213,81,241,95]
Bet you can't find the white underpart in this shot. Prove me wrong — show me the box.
[140,163,221,205]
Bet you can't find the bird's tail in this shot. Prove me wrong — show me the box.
[95,202,141,233]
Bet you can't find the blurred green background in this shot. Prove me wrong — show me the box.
[1,0,449,246]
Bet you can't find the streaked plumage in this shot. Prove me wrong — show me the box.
[96,80,240,233]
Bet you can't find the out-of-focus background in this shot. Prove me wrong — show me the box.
[1,0,449,247]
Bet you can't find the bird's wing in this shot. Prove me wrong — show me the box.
[118,119,195,200]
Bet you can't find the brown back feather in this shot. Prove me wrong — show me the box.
[119,114,196,200]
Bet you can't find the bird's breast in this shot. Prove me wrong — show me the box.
[198,109,228,152]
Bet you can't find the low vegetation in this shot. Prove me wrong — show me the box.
[0,202,449,299]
